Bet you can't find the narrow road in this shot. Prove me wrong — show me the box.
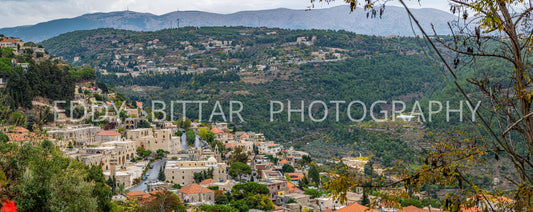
[129,159,167,192]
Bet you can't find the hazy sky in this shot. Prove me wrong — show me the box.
[0,0,451,28]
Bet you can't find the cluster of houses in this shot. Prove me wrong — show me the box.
[0,37,48,59]
[85,30,353,78]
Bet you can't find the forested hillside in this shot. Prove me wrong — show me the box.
[39,27,494,166]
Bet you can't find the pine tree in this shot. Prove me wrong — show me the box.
[158,167,166,181]
[308,164,320,187]
[361,188,370,206]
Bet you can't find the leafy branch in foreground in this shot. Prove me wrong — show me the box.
[312,0,533,210]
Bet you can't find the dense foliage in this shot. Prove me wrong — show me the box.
[0,140,112,211]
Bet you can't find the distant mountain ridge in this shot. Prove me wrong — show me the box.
[0,6,456,42]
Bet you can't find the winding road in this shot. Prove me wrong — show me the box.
[129,159,167,192]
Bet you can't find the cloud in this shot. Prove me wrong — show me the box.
[0,0,450,28]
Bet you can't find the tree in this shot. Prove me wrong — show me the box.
[229,162,251,181]
[2,142,105,211]
[363,160,373,176]
[301,155,312,164]
[177,117,191,130]
[304,189,324,198]
[198,127,215,144]
[215,195,229,205]
[139,190,186,212]
[198,204,238,212]
[186,129,196,146]
[313,0,533,210]
[158,167,166,181]
[361,188,370,206]
[228,147,248,164]
[281,164,295,173]
[308,163,320,186]
[137,119,151,128]
[245,194,275,211]
[231,182,269,200]
[0,132,9,143]
[87,165,112,211]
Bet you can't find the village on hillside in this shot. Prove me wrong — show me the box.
[0,31,511,212]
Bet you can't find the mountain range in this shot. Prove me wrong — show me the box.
[0,6,457,42]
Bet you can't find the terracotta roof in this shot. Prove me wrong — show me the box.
[255,142,263,145]
[140,190,164,204]
[178,184,213,194]
[287,182,296,192]
[136,101,143,107]
[279,159,289,164]
[461,207,483,212]
[12,127,29,133]
[6,133,29,142]
[240,134,249,138]
[126,190,146,197]
[292,188,304,193]
[224,143,236,148]
[461,207,482,212]
[211,128,223,134]
[396,206,442,212]
[266,144,278,147]
[0,39,17,43]
[199,179,213,185]
[96,130,120,136]
[337,203,377,212]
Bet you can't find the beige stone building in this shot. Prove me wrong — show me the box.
[165,157,228,186]
[72,140,137,171]
[46,125,102,147]
[126,128,181,153]
[95,130,121,144]
[178,184,215,205]
[259,180,289,200]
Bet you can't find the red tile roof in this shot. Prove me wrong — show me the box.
[140,190,164,204]
[96,130,120,136]
[126,190,146,197]
[199,179,213,185]
[292,188,304,193]
[178,184,213,194]
[396,206,443,212]
[287,182,296,192]
[461,207,482,212]
[337,203,377,212]
[6,133,29,142]
[12,127,29,133]
[224,143,236,148]
[211,128,223,134]
[279,159,289,164]
[0,39,17,43]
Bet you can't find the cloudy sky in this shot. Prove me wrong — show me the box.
[0,0,451,28]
